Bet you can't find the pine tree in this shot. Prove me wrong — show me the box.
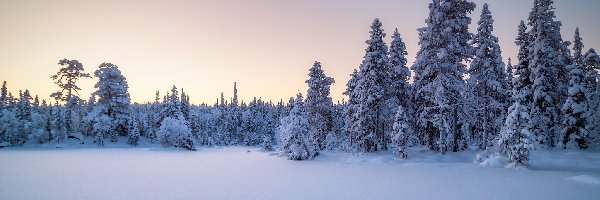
[305,61,335,151]
[582,49,600,141]
[468,3,509,150]
[128,117,141,146]
[506,58,515,95]
[17,89,33,121]
[0,109,20,145]
[342,69,360,150]
[50,59,91,136]
[50,106,67,143]
[351,18,393,152]
[89,63,131,142]
[527,0,571,148]
[560,61,589,149]
[389,29,412,110]
[573,28,584,66]
[392,106,412,158]
[513,20,534,110]
[278,93,312,160]
[411,0,476,153]
[0,81,7,109]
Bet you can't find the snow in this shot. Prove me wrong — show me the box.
[1,147,599,200]
[566,175,600,185]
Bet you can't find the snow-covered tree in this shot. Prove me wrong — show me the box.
[560,61,589,149]
[513,20,534,110]
[278,93,312,160]
[50,106,67,143]
[410,0,476,153]
[28,112,51,144]
[260,133,274,151]
[349,18,393,152]
[0,81,7,109]
[50,59,91,102]
[342,69,360,150]
[305,61,335,151]
[392,106,412,158]
[0,109,20,145]
[582,49,600,141]
[128,117,141,146]
[92,114,113,146]
[468,3,509,150]
[157,116,195,150]
[527,0,571,148]
[389,29,412,110]
[497,101,534,167]
[90,62,131,141]
[50,59,91,136]
[573,28,584,66]
[506,58,515,96]
[16,90,33,121]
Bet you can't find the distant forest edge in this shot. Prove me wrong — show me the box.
[1,1,599,167]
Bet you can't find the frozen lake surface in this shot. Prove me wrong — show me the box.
[1,147,599,200]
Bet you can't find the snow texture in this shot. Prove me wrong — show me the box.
[1,147,599,200]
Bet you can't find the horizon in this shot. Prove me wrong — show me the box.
[1,0,599,105]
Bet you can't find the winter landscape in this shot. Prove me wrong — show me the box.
[1,0,600,199]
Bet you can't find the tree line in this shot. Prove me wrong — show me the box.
[1,0,598,166]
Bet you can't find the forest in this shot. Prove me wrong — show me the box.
[1,0,598,167]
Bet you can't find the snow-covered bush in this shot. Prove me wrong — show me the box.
[157,117,194,150]
[278,94,312,160]
[28,112,50,144]
[260,134,274,151]
[92,114,114,146]
[496,102,534,167]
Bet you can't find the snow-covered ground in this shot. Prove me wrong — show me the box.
[1,147,599,200]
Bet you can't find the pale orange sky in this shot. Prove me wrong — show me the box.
[1,0,599,105]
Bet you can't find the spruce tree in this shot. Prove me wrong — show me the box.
[0,81,7,109]
[506,58,514,95]
[305,61,335,151]
[560,60,589,149]
[411,0,476,153]
[89,63,131,142]
[392,106,412,158]
[278,93,312,160]
[497,101,534,167]
[582,49,600,142]
[468,3,509,150]
[351,18,393,152]
[527,0,571,148]
[513,20,533,110]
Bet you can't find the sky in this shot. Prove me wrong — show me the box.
[1,0,599,105]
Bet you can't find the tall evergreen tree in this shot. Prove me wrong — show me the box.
[305,61,335,150]
[560,60,589,149]
[50,59,91,136]
[582,49,600,141]
[506,58,514,94]
[468,3,509,150]
[350,18,393,152]
[527,0,571,148]
[89,63,131,142]
[513,21,533,110]
[0,81,7,109]
[411,0,476,153]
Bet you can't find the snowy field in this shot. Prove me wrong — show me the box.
[1,147,599,200]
